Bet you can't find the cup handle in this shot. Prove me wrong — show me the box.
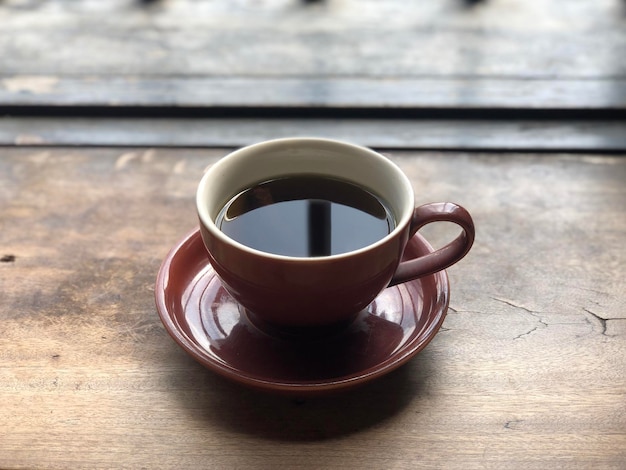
[389,202,475,287]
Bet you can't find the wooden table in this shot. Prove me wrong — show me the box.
[1,0,625,468]
[1,147,624,469]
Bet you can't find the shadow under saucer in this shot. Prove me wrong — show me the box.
[166,349,438,442]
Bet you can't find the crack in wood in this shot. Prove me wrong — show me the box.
[491,297,548,339]
[582,308,626,337]
[584,307,608,336]
[491,296,540,315]
[504,419,524,430]
[513,326,541,341]
[446,306,484,315]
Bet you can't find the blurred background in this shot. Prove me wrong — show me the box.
[1,0,625,150]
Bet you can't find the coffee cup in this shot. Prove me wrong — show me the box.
[196,138,474,329]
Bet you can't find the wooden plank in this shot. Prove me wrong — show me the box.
[3,117,626,151]
[0,147,625,469]
[2,77,626,110]
[1,0,625,109]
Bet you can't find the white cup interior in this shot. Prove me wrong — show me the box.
[196,138,415,255]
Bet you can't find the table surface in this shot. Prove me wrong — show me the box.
[1,147,624,469]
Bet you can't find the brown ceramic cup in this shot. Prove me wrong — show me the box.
[196,138,474,329]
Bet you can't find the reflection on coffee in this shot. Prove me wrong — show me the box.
[215,175,395,257]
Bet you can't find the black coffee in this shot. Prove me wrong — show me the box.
[215,175,395,257]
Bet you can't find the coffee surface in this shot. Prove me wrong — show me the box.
[216,175,395,257]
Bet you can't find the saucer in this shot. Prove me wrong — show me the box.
[155,229,450,395]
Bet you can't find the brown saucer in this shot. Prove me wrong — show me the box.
[155,229,450,395]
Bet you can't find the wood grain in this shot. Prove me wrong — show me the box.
[2,77,626,110]
[1,0,625,110]
[3,116,626,151]
[0,147,624,469]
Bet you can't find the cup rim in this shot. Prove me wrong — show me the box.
[196,137,415,262]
